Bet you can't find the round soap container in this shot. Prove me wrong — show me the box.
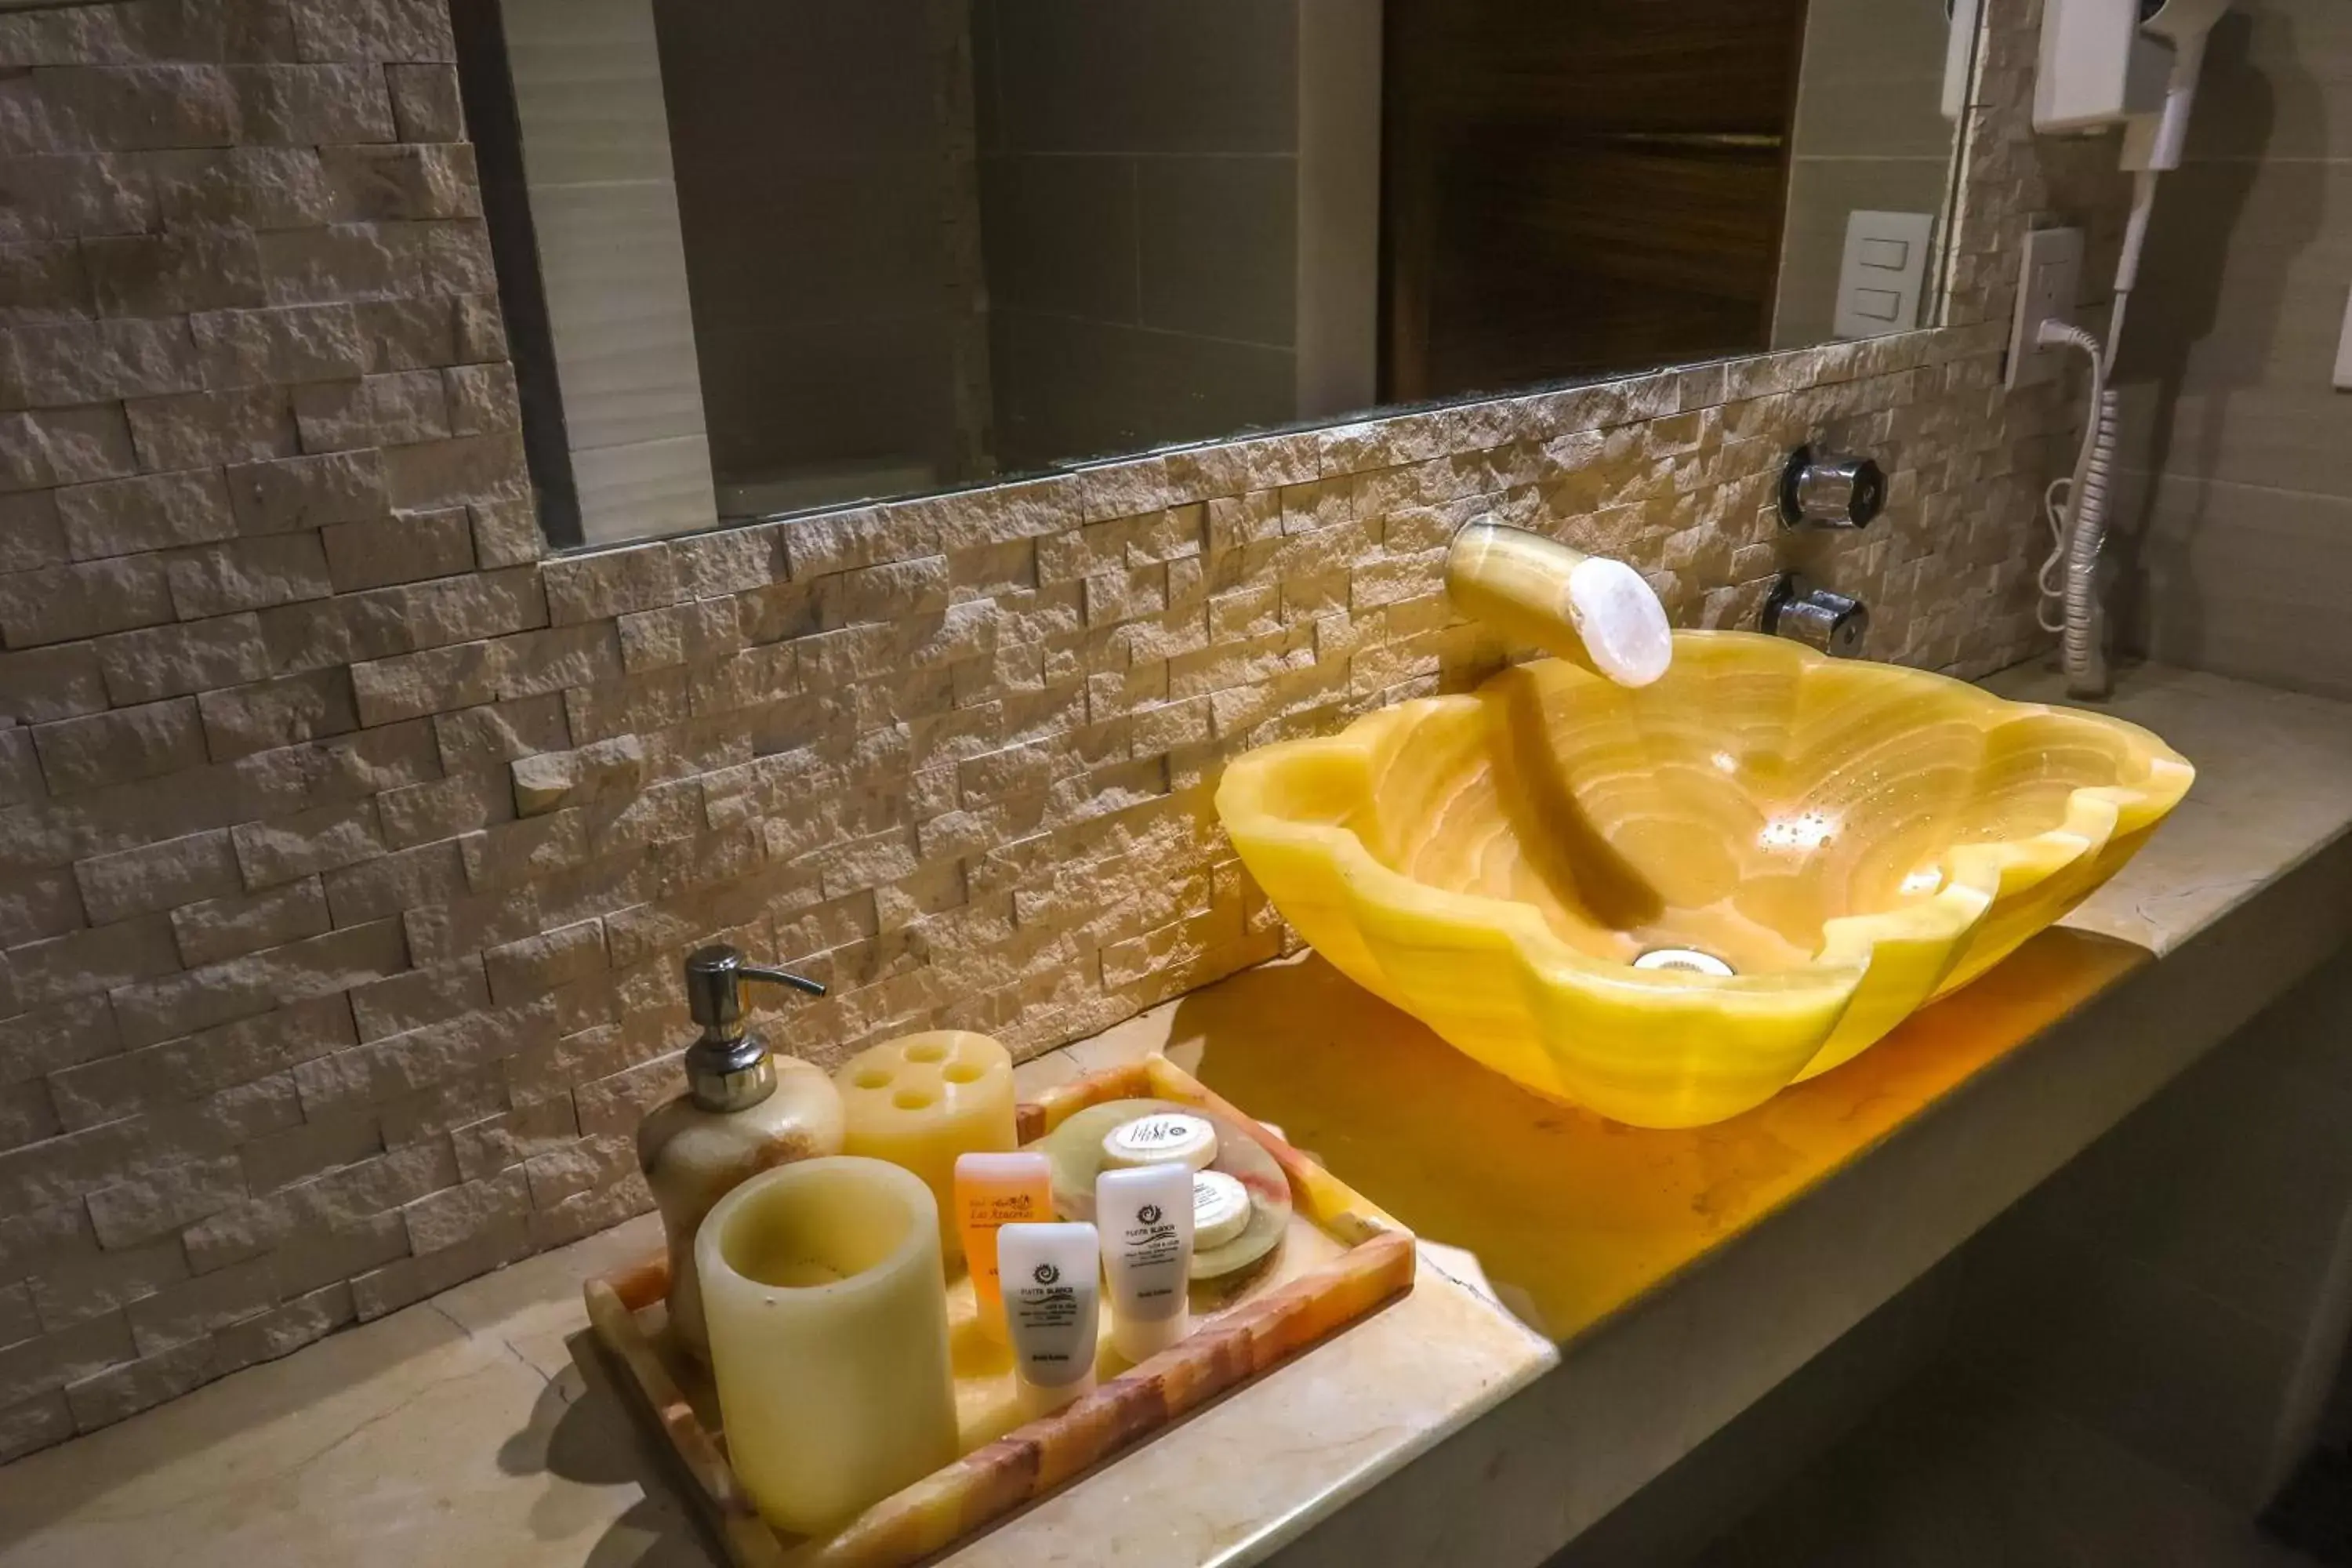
[1041,1098,1291,1283]
[1192,1169,1253,1250]
[1101,1111,1218,1172]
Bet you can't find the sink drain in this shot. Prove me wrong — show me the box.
[1633,947,1737,977]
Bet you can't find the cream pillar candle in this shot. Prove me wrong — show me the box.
[697,1156,960,1535]
[835,1030,1017,1262]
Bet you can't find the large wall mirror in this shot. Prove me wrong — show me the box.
[462,0,1980,546]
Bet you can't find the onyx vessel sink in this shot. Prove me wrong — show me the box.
[1215,633,2194,1127]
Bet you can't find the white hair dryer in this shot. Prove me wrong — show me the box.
[2038,0,2229,172]
[2129,0,2233,172]
[2030,0,2230,697]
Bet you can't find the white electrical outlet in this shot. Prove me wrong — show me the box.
[2007,226,2085,389]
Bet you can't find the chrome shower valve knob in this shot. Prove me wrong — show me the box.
[1779,446,1888,530]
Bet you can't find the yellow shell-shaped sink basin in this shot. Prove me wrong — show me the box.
[1214,632,2194,1127]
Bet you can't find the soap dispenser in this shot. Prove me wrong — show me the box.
[637,944,846,1362]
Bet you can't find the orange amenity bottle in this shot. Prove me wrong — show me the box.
[953,1150,1054,1340]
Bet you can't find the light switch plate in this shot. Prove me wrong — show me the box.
[1834,211,1936,340]
[2007,225,2085,389]
[2335,285,2352,391]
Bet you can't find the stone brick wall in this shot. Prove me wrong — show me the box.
[0,0,2118,1455]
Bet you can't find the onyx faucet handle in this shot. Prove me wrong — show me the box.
[1779,445,1887,530]
[684,944,826,1037]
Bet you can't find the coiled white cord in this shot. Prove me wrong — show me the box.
[2036,319,2107,635]
[2061,374,2123,691]
[2038,280,2134,698]
[2047,171,2158,699]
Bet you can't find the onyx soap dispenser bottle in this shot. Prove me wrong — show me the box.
[637,944,846,1361]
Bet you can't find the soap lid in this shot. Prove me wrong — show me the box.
[1102,1112,1218,1172]
[1192,1170,1251,1250]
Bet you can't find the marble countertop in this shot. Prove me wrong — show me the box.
[4,659,2351,1568]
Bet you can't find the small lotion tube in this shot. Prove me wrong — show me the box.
[953,1150,1053,1341]
[1096,1162,1196,1363]
[996,1221,1100,1418]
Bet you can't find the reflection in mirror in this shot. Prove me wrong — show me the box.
[472,0,1976,546]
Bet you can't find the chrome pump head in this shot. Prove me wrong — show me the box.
[681,945,826,1112]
